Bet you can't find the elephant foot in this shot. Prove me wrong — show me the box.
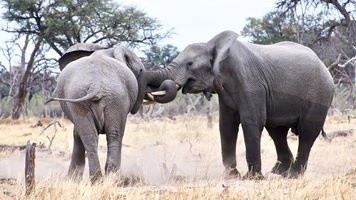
[90,171,103,184]
[285,164,305,179]
[223,168,241,179]
[242,171,264,180]
[105,162,120,175]
[271,161,292,176]
[67,168,84,182]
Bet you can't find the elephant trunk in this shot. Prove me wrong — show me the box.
[144,65,174,87]
[130,69,146,114]
[143,65,178,104]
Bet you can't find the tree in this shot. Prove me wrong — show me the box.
[275,0,355,84]
[276,0,355,43]
[241,11,298,44]
[143,44,179,69]
[1,0,170,119]
[241,0,355,112]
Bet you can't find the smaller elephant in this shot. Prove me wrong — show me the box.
[47,44,177,181]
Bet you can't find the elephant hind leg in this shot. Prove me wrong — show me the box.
[266,126,294,176]
[104,108,128,175]
[74,115,102,183]
[68,129,86,180]
[289,105,328,178]
[289,122,323,178]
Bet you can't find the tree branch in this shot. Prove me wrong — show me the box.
[339,56,356,68]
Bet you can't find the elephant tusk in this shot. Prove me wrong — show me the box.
[143,99,155,105]
[151,91,166,96]
[146,93,155,100]
[176,84,181,89]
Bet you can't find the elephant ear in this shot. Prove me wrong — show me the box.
[112,45,145,114]
[207,30,238,69]
[58,43,106,70]
[113,45,143,77]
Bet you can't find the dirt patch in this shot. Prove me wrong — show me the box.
[0,115,354,199]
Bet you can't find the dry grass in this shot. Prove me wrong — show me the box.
[0,114,355,199]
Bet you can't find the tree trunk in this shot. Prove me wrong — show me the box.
[12,37,43,120]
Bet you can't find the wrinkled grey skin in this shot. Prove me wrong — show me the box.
[144,31,335,179]
[47,44,177,181]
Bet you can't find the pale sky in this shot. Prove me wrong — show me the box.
[0,0,277,65]
[119,0,277,49]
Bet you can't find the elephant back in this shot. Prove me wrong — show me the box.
[59,43,107,71]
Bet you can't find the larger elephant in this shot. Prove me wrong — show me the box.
[47,44,177,181]
[142,31,335,179]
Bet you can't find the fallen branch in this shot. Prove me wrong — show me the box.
[39,120,62,134]
[40,120,62,151]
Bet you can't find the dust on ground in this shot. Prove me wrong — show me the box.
[0,115,355,198]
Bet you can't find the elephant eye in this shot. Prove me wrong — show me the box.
[187,61,193,66]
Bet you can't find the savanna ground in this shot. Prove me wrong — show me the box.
[0,113,354,199]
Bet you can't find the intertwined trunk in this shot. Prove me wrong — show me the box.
[144,64,175,87]
[142,64,179,103]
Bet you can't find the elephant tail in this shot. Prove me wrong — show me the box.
[45,88,100,104]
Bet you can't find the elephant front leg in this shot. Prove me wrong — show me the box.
[68,130,85,180]
[241,123,264,180]
[219,103,240,179]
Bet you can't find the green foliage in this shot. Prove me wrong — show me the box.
[0,97,13,118]
[1,0,171,119]
[143,44,179,68]
[27,93,44,117]
[241,11,297,44]
[2,0,169,55]
[27,93,63,118]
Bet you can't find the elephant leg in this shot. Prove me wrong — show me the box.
[105,105,128,174]
[241,124,264,180]
[105,121,126,174]
[219,102,240,179]
[289,106,328,178]
[289,123,321,178]
[68,128,86,180]
[75,116,102,182]
[266,127,294,175]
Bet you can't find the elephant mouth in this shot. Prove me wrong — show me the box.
[181,78,196,94]
[180,78,215,100]
[181,78,207,94]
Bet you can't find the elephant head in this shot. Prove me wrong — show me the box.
[58,43,178,113]
[142,31,238,100]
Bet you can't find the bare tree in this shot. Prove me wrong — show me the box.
[11,35,43,119]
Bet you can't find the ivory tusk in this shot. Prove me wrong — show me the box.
[143,99,154,105]
[151,91,166,96]
[176,84,180,89]
[146,93,154,100]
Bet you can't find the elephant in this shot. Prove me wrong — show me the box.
[46,43,178,181]
[142,31,335,179]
